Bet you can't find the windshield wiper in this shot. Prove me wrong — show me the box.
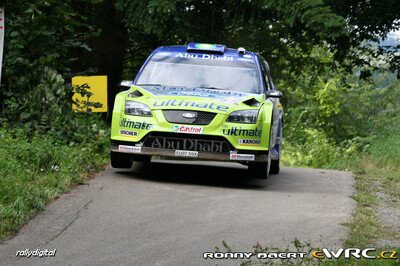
[136,84,190,88]
[136,83,164,86]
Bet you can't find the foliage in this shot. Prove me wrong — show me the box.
[0,0,110,241]
[283,76,400,168]
[278,40,400,169]
[334,132,400,248]
[1,67,109,147]
[2,0,399,121]
[0,129,108,240]
[0,0,399,247]
[0,0,102,133]
[72,83,104,112]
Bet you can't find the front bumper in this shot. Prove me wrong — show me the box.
[110,139,269,162]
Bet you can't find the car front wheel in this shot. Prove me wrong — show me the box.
[248,162,269,179]
[110,152,133,169]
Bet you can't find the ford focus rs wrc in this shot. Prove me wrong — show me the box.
[110,43,283,179]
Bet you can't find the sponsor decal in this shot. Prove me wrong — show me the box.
[175,150,198,157]
[175,52,233,61]
[172,125,203,134]
[239,139,261,145]
[156,52,172,57]
[141,86,249,98]
[223,127,262,137]
[149,137,224,152]
[219,97,241,104]
[118,145,141,153]
[230,153,255,161]
[120,129,138,138]
[237,57,254,62]
[153,99,229,112]
[119,118,152,130]
[168,91,222,98]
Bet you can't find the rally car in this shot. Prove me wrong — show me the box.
[110,43,283,179]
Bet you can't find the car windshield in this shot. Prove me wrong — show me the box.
[135,52,261,94]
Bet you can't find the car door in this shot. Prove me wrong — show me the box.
[259,56,280,147]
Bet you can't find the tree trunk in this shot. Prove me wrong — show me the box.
[92,0,128,113]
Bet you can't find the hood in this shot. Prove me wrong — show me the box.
[128,85,264,113]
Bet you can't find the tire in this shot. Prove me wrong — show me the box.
[248,118,274,179]
[269,159,280,174]
[131,155,152,163]
[110,152,133,169]
[248,162,269,179]
[269,118,282,174]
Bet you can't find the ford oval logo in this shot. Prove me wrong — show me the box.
[182,112,197,119]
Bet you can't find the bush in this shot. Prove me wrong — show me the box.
[0,129,108,240]
[282,67,400,168]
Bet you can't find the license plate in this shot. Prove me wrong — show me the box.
[175,150,198,157]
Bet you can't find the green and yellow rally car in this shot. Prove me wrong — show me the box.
[110,43,283,179]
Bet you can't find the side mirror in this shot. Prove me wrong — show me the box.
[266,90,283,98]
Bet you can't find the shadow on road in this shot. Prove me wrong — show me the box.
[114,159,278,189]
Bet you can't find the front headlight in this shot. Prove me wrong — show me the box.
[227,110,258,123]
[125,101,152,116]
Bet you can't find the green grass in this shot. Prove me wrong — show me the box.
[268,132,400,265]
[335,133,400,248]
[0,130,108,241]
[283,130,400,249]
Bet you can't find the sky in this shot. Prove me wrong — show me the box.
[380,30,400,47]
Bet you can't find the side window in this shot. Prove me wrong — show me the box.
[258,56,270,91]
[263,61,275,91]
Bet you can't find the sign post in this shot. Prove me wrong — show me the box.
[0,7,4,85]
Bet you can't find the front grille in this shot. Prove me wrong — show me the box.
[142,133,232,153]
[163,110,216,125]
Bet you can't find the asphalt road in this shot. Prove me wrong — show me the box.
[0,160,355,265]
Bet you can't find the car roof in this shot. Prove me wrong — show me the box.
[155,44,258,60]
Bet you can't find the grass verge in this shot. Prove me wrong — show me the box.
[338,133,400,248]
[236,132,400,265]
[0,130,108,241]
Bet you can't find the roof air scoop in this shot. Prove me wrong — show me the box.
[238,47,246,55]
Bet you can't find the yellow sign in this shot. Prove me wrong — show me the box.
[72,76,108,112]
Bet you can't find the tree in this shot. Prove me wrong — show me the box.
[1,0,399,118]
